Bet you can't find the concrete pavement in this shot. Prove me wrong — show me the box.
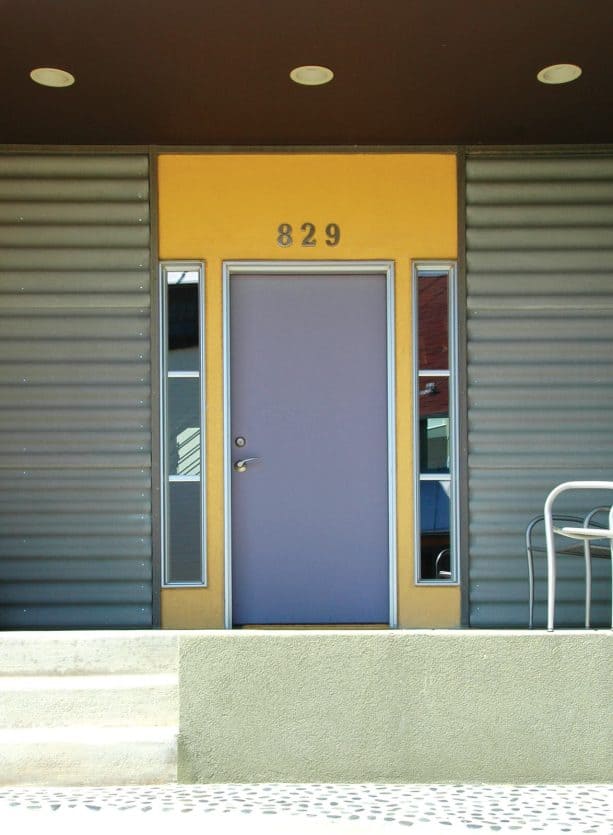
[0,782,610,833]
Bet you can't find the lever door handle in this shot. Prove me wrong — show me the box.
[233,457,261,473]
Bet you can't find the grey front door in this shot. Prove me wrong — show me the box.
[229,271,390,624]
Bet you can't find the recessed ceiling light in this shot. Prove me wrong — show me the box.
[290,65,334,86]
[30,67,75,88]
[537,63,582,85]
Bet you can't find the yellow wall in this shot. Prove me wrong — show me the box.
[157,153,459,628]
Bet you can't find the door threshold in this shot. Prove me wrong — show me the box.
[234,624,390,630]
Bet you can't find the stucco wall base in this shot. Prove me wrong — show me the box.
[178,630,612,784]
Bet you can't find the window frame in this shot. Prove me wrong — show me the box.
[159,260,207,587]
[412,261,459,586]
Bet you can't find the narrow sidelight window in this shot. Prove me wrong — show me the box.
[160,262,206,586]
[413,263,458,584]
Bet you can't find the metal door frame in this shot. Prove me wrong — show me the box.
[222,260,397,629]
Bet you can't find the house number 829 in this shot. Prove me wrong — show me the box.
[277,223,341,248]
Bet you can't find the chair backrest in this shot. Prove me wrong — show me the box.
[543,481,613,630]
[526,513,586,553]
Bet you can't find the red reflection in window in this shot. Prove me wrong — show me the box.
[418,274,448,370]
[418,376,448,419]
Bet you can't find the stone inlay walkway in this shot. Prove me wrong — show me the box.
[0,784,611,832]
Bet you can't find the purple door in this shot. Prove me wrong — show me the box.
[230,273,389,624]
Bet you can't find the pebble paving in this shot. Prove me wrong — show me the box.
[0,783,610,832]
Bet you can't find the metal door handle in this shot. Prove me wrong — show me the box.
[233,457,261,473]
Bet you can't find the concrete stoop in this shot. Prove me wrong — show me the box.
[0,632,179,786]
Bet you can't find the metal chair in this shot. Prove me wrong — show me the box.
[544,481,613,631]
[434,548,451,580]
[526,508,610,628]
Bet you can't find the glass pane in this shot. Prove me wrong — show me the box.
[418,376,449,473]
[418,273,448,370]
[168,282,199,371]
[167,377,201,476]
[167,480,202,583]
[167,270,199,285]
[419,480,451,580]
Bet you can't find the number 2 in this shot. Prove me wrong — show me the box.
[301,223,316,247]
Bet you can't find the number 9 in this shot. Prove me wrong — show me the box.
[325,223,340,247]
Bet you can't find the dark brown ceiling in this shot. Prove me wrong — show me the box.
[2,0,612,147]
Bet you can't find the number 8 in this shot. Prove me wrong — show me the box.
[277,223,293,247]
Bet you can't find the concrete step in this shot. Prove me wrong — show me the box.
[0,631,180,786]
[0,726,178,786]
[0,673,178,728]
[0,631,179,676]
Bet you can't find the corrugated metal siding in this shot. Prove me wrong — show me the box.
[466,155,613,628]
[0,154,152,628]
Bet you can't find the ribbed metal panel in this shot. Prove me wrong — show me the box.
[0,154,152,628]
[466,155,613,628]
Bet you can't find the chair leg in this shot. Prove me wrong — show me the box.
[609,506,613,630]
[544,505,557,631]
[583,540,592,629]
[547,572,555,631]
[609,544,613,630]
[527,547,535,629]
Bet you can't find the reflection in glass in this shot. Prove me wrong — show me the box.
[418,273,448,370]
[167,271,199,285]
[167,378,200,476]
[418,376,449,473]
[420,417,449,473]
[415,265,455,584]
[168,481,202,583]
[168,283,199,371]
[162,264,205,586]
[419,480,451,580]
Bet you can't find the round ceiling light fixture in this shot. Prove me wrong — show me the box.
[30,67,75,88]
[290,65,334,86]
[537,63,582,85]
